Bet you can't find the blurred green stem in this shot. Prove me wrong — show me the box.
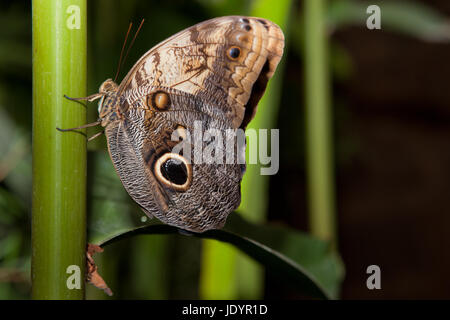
[304,0,337,245]
[32,0,87,299]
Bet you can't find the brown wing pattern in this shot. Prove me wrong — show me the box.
[118,16,284,128]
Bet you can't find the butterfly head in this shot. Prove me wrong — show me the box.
[97,79,120,124]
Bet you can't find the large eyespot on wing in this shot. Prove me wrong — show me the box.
[117,16,284,129]
[154,152,192,192]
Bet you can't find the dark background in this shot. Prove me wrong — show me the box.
[336,22,450,299]
[271,0,450,298]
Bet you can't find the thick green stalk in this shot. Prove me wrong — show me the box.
[304,0,337,245]
[200,240,237,299]
[200,0,292,299]
[32,0,87,299]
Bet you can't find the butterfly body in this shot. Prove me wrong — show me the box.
[91,16,284,233]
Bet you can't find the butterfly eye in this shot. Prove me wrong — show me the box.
[154,153,192,191]
[147,90,171,111]
[227,46,241,60]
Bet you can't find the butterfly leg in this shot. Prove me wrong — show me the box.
[88,130,104,142]
[64,93,103,102]
[56,120,102,132]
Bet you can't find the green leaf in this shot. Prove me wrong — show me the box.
[96,213,343,300]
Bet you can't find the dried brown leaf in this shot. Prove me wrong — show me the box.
[86,243,113,296]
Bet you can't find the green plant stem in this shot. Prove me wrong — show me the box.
[32,0,87,299]
[304,0,337,246]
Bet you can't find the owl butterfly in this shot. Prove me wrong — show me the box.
[68,16,284,233]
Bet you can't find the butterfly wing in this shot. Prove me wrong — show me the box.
[119,15,284,128]
[106,16,284,232]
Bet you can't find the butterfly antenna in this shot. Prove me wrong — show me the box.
[114,22,134,82]
[119,19,145,76]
